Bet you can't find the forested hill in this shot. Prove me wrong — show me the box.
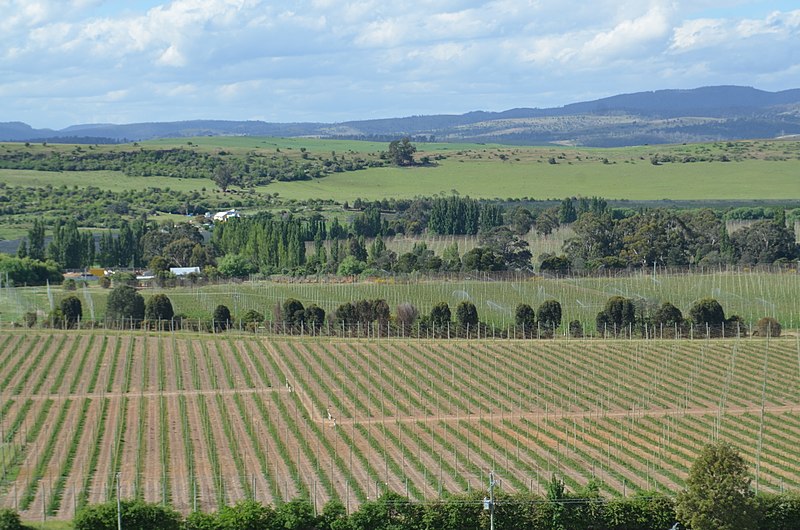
[3,85,800,146]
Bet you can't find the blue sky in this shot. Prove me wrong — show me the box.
[1,0,798,129]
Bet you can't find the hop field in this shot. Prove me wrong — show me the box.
[1,330,799,520]
[3,268,798,332]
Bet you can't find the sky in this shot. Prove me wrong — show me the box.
[1,0,799,129]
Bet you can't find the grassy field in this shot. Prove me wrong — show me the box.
[0,169,208,193]
[3,268,798,332]
[1,137,798,201]
[1,330,799,521]
[261,158,797,201]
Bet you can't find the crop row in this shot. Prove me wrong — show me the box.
[0,331,798,520]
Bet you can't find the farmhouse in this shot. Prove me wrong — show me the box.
[212,209,240,222]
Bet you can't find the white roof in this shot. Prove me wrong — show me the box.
[169,267,201,276]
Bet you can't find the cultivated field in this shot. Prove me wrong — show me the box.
[3,268,799,331]
[1,330,799,520]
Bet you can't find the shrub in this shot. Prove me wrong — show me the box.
[755,317,781,337]
[537,299,562,336]
[395,302,419,333]
[569,320,583,338]
[597,296,636,335]
[455,301,478,331]
[63,278,77,291]
[334,302,358,328]
[23,311,37,328]
[430,302,451,328]
[105,285,145,325]
[283,298,305,326]
[653,302,683,327]
[689,298,726,336]
[60,295,83,328]
[74,499,181,530]
[145,294,174,323]
[0,508,23,530]
[515,303,535,333]
[212,304,232,331]
[303,304,325,331]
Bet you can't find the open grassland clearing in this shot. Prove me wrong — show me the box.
[1,330,799,520]
[260,157,800,202]
[1,138,798,202]
[3,268,798,332]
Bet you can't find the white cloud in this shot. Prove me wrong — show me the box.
[1,0,798,128]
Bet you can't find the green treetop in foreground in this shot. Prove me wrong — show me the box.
[676,442,758,530]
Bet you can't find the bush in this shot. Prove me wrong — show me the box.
[689,298,726,336]
[74,499,181,530]
[515,303,535,333]
[537,299,562,336]
[303,304,325,331]
[60,294,83,328]
[569,320,583,338]
[283,298,305,326]
[430,302,451,328]
[0,508,23,530]
[395,302,419,333]
[144,294,174,324]
[334,302,358,329]
[105,285,145,325]
[755,317,781,337]
[63,278,77,291]
[212,304,232,331]
[455,301,478,332]
[23,311,37,328]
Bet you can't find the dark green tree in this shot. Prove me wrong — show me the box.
[212,162,234,192]
[558,197,577,224]
[215,500,275,530]
[60,295,83,328]
[283,298,306,326]
[515,303,535,333]
[27,218,46,261]
[105,285,145,325]
[676,442,757,530]
[653,302,683,327]
[73,499,181,530]
[455,301,479,331]
[0,508,23,530]
[596,296,637,335]
[213,304,232,331]
[144,294,174,322]
[388,138,416,166]
[430,302,451,328]
[537,299,562,336]
[334,302,358,329]
[689,298,726,331]
[303,304,326,331]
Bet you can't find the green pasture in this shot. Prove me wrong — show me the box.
[4,269,798,332]
[262,158,800,202]
[2,137,798,201]
[0,169,207,193]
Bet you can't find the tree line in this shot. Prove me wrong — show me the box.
[32,283,782,339]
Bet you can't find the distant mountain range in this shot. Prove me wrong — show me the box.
[3,86,800,147]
